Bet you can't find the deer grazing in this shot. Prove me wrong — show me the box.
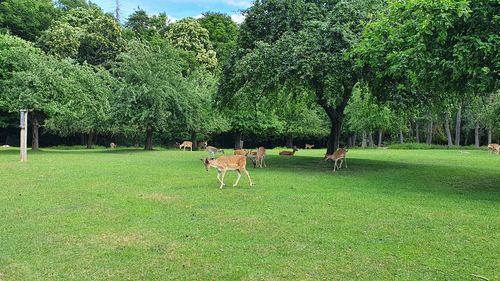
[176,141,193,151]
[279,146,298,156]
[488,143,500,154]
[206,145,224,159]
[201,155,254,189]
[305,144,315,149]
[325,148,348,172]
[110,142,117,149]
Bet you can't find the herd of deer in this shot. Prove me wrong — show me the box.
[173,140,348,189]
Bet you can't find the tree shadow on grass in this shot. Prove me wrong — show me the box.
[262,155,500,200]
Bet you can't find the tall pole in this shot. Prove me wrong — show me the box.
[20,109,28,162]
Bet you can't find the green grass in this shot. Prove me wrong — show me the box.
[0,147,499,280]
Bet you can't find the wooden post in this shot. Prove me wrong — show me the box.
[20,109,28,162]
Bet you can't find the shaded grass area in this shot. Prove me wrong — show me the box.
[0,148,499,280]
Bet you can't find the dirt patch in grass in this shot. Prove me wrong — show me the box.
[139,192,176,202]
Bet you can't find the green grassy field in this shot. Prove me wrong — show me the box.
[0,148,499,280]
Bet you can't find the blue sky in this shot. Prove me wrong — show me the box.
[91,0,251,23]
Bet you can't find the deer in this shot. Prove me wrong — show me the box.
[176,141,193,151]
[488,143,500,154]
[234,149,249,156]
[198,141,208,150]
[200,155,254,189]
[110,142,117,149]
[305,144,315,149]
[206,145,224,159]
[325,148,348,172]
[253,146,267,168]
[279,146,298,156]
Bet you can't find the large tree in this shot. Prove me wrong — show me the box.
[111,40,189,150]
[356,0,499,118]
[219,0,383,154]
[125,9,169,41]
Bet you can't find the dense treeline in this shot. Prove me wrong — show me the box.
[0,0,498,150]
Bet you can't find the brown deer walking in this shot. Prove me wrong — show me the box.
[201,155,254,189]
[325,148,348,172]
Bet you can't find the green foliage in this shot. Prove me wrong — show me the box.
[167,18,217,71]
[357,0,499,103]
[198,12,238,71]
[38,7,124,65]
[111,40,188,139]
[125,9,169,41]
[0,0,57,41]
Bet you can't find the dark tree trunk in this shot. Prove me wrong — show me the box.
[474,123,480,147]
[399,129,404,144]
[352,133,357,148]
[487,125,492,144]
[86,132,94,149]
[80,134,86,145]
[415,121,420,143]
[444,115,453,146]
[377,129,383,147]
[144,127,153,150]
[286,136,293,148]
[234,132,242,149]
[361,131,367,148]
[191,131,198,150]
[426,121,433,145]
[30,112,40,150]
[368,132,374,147]
[455,104,462,146]
[316,83,352,155]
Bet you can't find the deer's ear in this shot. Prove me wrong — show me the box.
[200,158,205,162]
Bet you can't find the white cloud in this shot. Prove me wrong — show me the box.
[224,0,252,8]
[231,14,245,24]
[194,14,204,19]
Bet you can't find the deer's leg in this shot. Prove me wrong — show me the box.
[243,169,254,186]
[333,160,338,172]
[216,171,223,185]
[220,170,227,189]
[233,170,242,187]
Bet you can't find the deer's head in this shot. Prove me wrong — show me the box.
[200,158,212,171]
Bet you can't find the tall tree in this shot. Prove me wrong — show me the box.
[111,41,189,150]
[125,9,169,41]
[219,0,383,154]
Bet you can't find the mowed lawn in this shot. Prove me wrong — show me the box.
[0,148,499,280]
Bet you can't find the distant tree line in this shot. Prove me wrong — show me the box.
[0,0,498,151]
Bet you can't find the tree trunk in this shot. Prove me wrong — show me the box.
[426,121,433,145]
[399,129,404,144]
[80,134,86,145]
[444,115,453,146]
[191,131,197,150]
[234,132,242,149]
[286,136,293,148]
[474,123,480,147]
[455,104,462,146]
[361,131,367,148]
[352,133,357,148]
[487,125,492,144]
[377,129,383,147]
[30,112,40,150]
[317,84,351,155]
[368,132,374,147]
[86,132,94,149]
[144,127,153,150]
[415,121,420,143]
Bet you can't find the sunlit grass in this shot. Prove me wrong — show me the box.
[0,147,499,280]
